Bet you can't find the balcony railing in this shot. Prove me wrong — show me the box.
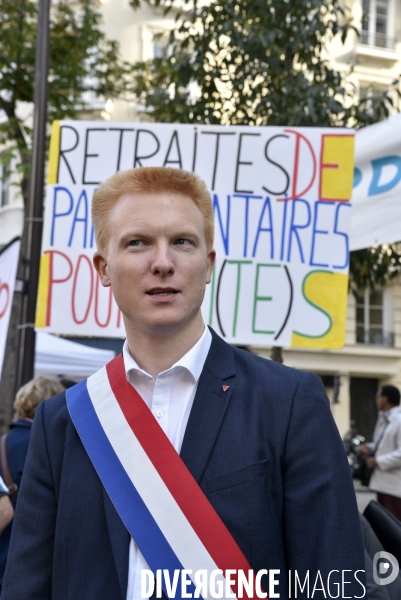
[356,328,395,347]
[360,30,397,50]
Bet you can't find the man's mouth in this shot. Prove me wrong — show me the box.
[147,288,179,296]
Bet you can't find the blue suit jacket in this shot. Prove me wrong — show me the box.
[2,330,365,599]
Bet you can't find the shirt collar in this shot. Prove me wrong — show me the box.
[122,326,212,383]
[385,406,401,420]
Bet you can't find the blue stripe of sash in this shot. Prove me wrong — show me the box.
[67,379,199,600]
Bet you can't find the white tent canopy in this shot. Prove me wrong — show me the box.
[35,332,115,380]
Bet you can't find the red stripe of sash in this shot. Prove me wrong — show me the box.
[106,355,262,599]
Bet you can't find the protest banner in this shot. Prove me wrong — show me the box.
[351,113,401,251]
[36,121,354,348]
[0,237,21,379]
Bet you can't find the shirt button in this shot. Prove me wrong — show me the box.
[156,410,163,418]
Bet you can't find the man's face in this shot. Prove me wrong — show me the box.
[93,192,215,337]
[376,389,387,412]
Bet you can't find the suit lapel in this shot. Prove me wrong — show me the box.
[180,329,236,484]
[102,486,130,600]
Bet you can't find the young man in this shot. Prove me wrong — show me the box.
[361,385,401,521]
[2,167,365,599]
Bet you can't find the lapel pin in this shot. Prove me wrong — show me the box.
[222,385,230,392]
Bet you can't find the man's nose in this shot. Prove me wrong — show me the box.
[151,243,175,276]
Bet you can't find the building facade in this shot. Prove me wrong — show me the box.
[1,0,401,440]
[279,0,401,440]
[256,280,401,440]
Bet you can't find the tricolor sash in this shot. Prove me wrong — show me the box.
[66,355,260,600]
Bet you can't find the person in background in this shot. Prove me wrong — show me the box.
[361,385,401,521]
[0,377,65,593]
[0,478,13,538]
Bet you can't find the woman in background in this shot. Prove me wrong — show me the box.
[0,377,65,592]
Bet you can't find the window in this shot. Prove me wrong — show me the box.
[153,41,165,59]
[142,21,172,62]
[361,0,395,49]
[356,289,394,346]
[0,160,11,207]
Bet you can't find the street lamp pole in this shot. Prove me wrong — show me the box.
[20,0,51,384]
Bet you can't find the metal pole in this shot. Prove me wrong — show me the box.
[20,0,51,384]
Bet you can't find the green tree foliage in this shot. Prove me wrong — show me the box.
[129,0,389,126]
[0,0,136,429]
[0,0,135,202]
[350,244,401,293]
[129,0,401,292]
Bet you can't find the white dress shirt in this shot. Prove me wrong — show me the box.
[369,406,401,497]
[123,326,212,600]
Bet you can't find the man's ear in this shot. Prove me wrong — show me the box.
[93,251,111,287]
[206,249,216,284]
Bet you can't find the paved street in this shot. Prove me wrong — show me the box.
[354,481,376,514]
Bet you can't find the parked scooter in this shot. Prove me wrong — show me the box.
[343,433,366,481]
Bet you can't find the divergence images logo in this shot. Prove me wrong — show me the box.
[373,552,399,586]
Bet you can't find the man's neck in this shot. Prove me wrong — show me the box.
[124,317,206,379]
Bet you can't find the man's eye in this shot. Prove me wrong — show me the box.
[129,240,141,247]
[175,238,189,245]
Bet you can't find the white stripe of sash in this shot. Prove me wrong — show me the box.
[87,368,238,599]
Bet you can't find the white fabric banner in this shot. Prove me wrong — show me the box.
[351,113,401,251]
[36,121,355,349]
[0,238,21,379]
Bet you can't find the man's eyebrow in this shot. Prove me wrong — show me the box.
[171,229,200,238]
[117,227,201,240]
